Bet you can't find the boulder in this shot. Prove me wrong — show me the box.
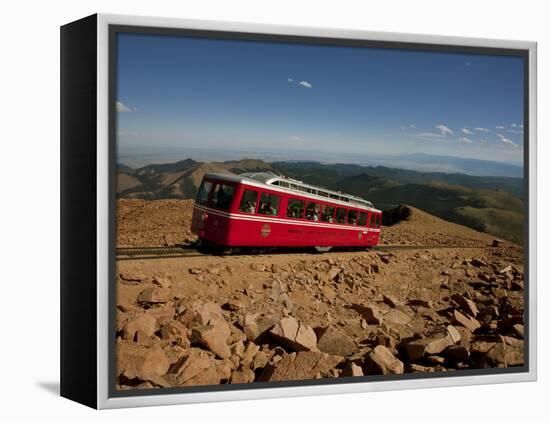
[193,302,225,325]
[409,299,433,309]
[383,294,404,308]
[453,310,481,333]
[159,320,188,345]
[138,287,170,305]
[341,362,364,377]
[243,313,279,342]
[317,327,357,357]
[364,345,404,375]
[406,332,454,362]
[191,320,231,359]
[117,341,170,380]
[231,367,256,384]
[174,351,231,386]
[352,304,384,325]
[261,351,342,381]
[383,309,412,325]
[451,294,479,318]
[444,345,470,364]
[270,317,318,351]
[446,325,462,344]
[471,258,488,267]
[122,314,157,341]
[482,342,524,367]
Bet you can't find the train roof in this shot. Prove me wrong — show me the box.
[203,171,380,212]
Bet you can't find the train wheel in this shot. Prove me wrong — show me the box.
[314,246,332,253]
[220,247,233,255]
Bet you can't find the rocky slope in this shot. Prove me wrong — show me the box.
[115,200,525,390]
[116,199,495,248]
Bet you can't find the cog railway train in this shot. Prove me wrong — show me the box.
[191,172,382,253]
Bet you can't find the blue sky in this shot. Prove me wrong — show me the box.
[117,33,525,164]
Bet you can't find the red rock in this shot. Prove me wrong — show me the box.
[365,345,404,375]
[261,351,342,381]
[231,367,256,384]
[453,310,481,333]
[406,332,454,362]
[191,320,231,359]
[243,313,279,342]
[451,294,479,318]
[383,294,404,308]
[159,320,188,345]
[353,304,384,324]
[482,342,524,367]
[444,345,470,363]
[317,327,357,357]
[138,287,170,304]
[193,302,225,325]
[174,351,231,386]
[122,314,157,341]
[270,317,317,351]
[341,362,364,377]
[117,341,170,379]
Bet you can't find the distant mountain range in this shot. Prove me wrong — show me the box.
[116,158,524,244]
[118,150,523,178]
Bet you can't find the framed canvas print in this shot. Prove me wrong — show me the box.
[60,14,537,409]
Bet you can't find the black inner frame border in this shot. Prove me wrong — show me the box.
[108,23,530,399]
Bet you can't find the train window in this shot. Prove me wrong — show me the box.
[211,183,235,211]
[348,210,358,225]
[336,208,347,224]
[279,181,289,188]
[305,202,321,221]
[239,189,258,213]
[318,190,328,197]
[286,198,304,219]
[373,214,381,228]
[196,180,213,205]
[321,205,334,222]
[259,193,280,216]
[358,212,367,226]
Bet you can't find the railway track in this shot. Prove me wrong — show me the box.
[116,243,488,259]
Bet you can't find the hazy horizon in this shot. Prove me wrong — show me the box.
[117,146,523,178]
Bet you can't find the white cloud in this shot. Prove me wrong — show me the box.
[511,123,518,127]
[401,125,406,131]
[474,127,490,132]
[288,78,294,82]
[464,61,472,67]
[410,124,416,129]
[298,80,313,88]
[435,124,453,136]
[415,132,445,140]
[288,135,304,142]
[116,101,135,112]
[497,133,518,148]
[461,128,472,135]
[507,129,523,134]
[458,137,473,144]
[519,124,524,129]
[496,125,505,129]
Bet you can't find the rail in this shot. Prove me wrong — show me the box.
[115,243,489,260]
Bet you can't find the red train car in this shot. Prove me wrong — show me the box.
[191,172,382,252]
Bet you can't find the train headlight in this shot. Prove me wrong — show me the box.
[201,212,209,222]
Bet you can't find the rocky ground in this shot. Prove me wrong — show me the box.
[115,200,525,390]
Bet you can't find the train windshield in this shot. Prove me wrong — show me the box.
[196,180,213,205]
[211,183,235,210]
